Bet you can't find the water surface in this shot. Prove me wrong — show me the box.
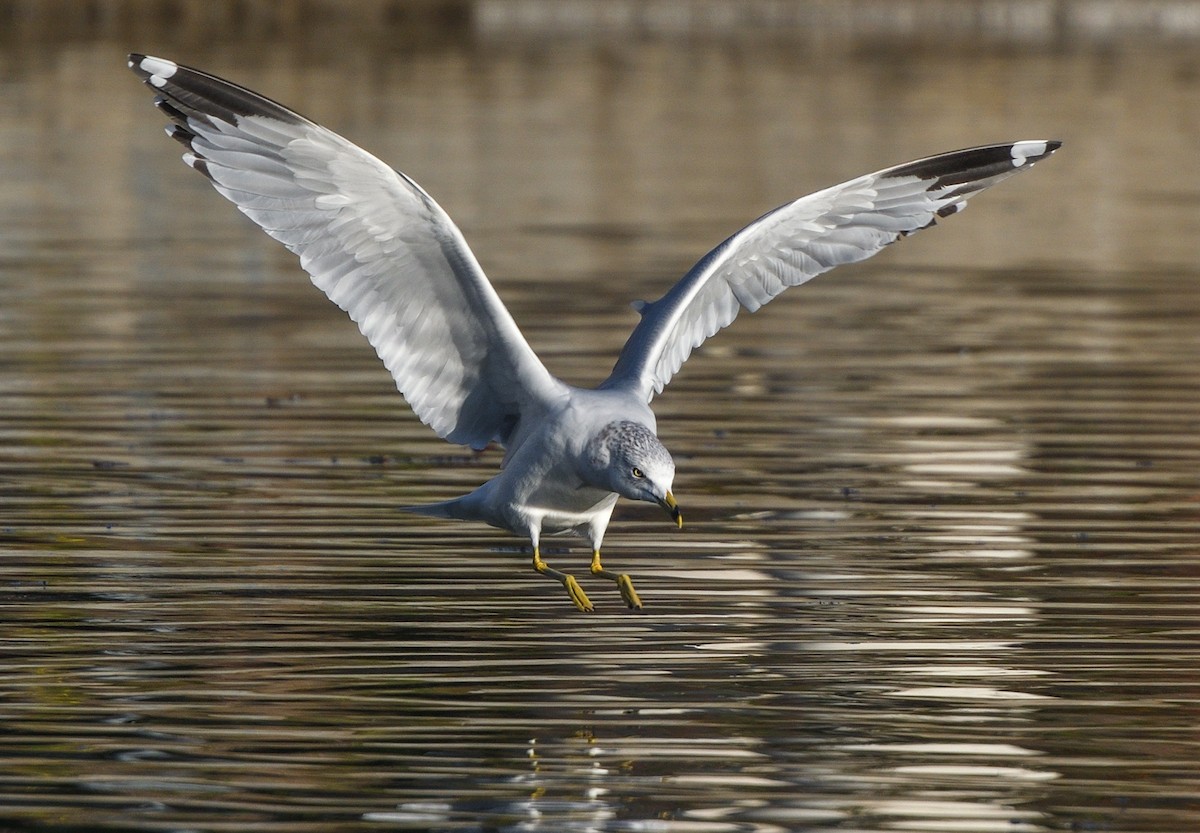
[2,14,1200,833]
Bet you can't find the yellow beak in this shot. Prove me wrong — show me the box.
[660,491,683,528]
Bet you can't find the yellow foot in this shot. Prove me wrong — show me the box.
[562,574,594,612]
[590,550,643,610]
[534,549,594,612]
[613,573,643,610]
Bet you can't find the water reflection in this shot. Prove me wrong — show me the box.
[3,8,1200,833]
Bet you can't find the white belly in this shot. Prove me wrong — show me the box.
[533,491,619,535]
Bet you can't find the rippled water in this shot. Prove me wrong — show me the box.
[3,12,1200,833]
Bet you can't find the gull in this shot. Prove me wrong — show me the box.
[129,54,1059,611]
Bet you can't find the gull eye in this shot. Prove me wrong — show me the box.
[631,467,645,479]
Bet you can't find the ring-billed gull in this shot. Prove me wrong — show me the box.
[129,54,1059,611]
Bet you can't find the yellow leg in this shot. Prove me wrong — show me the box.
[590,549,643,610]
[533,547,593,612]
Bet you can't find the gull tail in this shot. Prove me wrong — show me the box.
[400,495,482,522]
[401,499,463,519]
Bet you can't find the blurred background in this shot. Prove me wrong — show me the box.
[3,3,1200,833]
[3,0,1200,287]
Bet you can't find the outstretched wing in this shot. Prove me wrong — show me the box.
[601,141,1060,402]
[129,54,565,449]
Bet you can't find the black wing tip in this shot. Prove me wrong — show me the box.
[887,140,1062,189]
[127,53,308,127]
[128,53,175,84]
[1011,139,1061,164]
[165,123,195,148]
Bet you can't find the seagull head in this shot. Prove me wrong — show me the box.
[585,420,682,528]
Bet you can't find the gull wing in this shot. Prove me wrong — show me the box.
[600,141,1061,402]
[129,54,565,449]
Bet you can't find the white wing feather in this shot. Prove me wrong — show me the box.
[602,141,1060,401]
[130,54,564,449]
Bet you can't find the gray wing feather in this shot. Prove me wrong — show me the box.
[130,54,564,449]
[602,141,1060,401]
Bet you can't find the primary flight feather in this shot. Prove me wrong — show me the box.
[130,54,1059,611]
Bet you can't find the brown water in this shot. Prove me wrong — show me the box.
[3,12,1200,833]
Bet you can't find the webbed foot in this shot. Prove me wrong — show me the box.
[590,550,643,610]
[533,548,594,612]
